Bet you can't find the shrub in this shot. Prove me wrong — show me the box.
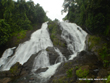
[76,68,89,78]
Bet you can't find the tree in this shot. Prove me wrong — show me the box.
[0,19,10,45]
[62,0,110,35]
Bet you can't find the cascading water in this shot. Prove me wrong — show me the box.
[0,21,87,83]
[54,47,67,63]
[32,50,50,72]
[0,47,16,67]
[0,22,53,71]
[60,22,87,60]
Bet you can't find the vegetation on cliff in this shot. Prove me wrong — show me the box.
[0,0,49,46]
[62,0,110,36]
[62,0,110,82]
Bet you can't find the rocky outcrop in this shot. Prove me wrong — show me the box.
[46,47,59,65]
[48,22,71,59]
[48,50,104,83]
[0,78,11,83]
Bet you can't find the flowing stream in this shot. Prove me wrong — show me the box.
[0,21,87,83]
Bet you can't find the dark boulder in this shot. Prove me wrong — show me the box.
[35,67,48,74]
[23,54,37,74]
[46,47,59,65]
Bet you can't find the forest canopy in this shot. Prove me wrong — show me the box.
[62,0,110,36]
[0,0,49,46]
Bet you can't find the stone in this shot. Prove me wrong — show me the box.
[0,78,11,83]
[35,67,48,73]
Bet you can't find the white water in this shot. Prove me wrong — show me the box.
[32,50,50,72]
[38,63,61,80]
[0,22,53,71]
[54,47,67,63]
[0,47,16,67]
[60,22,87,60]
[0,21,87,83]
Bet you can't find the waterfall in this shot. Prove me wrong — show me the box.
[32,50,50,72]
[0,22,53,71]
[0,21,87,83]
[54,47,67,63]
[0,47,16,67]
[60,22,87,60]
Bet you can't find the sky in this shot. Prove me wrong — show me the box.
[15,0,68,21]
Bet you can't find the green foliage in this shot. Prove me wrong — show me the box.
[63,0,110,36]
[75,66,79,69]
[106,75,110,83]
[76,68,89,78]
[99,43,110,67]
[0,0,48,46]
[66,68,73,78]
[9,63,19,76]
[17,30,27,39]
[0,19,10,45]
[89,35,110,67]
[88,36,101,50]
[48,21,66,47]
[12,30,27,44]
[52,76,68,83]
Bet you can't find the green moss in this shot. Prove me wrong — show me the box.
[17,30,27,39]
[12,30,27,44]
[99,43,110,67]
[48,21,66,47]
[66,68,73,78]
[76,68,89,78]
[106,75,110,83]
[78,80,91,83]
[88,36,101,50]
[52,76,68,83]
[9,63,19,76]
[75,66,79,69]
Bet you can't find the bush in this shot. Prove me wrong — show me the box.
[66,68,73,78]
[76,68,89,78]
[106,75,110,83]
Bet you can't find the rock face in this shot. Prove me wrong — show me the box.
[48,50,104,83]
[46,47,59,65]
[0,78,11,83]
[48,22,71,59]
[23,53,38,74]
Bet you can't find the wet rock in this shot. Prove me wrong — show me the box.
[97,69,108,78]
[74,50,99,65]
[9,62,24,76]
[23,52,41,73]
[0,78,11,83]
[29,78,34,80]
[46,47,59,65]
[0,62,24,77]
[35,67,48,73]
[48,50,101,83]
[0,71,12,77]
